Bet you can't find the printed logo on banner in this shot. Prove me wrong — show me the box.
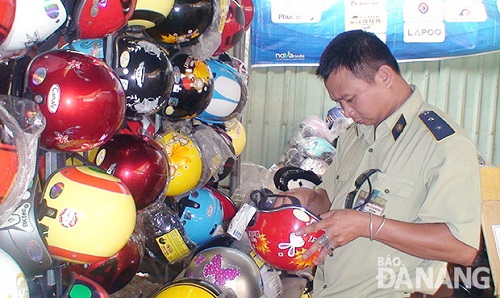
[444,0,487,23]
[271,0,323,23]
[344,7,388,32]
[404,22,446,43]
[403,0,444,22]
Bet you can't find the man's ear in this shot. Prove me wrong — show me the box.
[376,65,393,88]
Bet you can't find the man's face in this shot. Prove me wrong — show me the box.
[325,67,390,127]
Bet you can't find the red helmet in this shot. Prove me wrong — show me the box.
[213,0,245,56]
[24,50,126,152]
[203,185,236,223]
[71,0,137,39]
[94,133,169,210]
[67,234,143,294]
[0,0,15,47]
[157,53,214,121]
[111,33,174,120]
[145,0,214,45]
[238,0,254,31]
[246,189,324,271]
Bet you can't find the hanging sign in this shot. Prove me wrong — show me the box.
[251,0,500,67]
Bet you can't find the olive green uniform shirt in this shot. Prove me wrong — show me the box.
[313,86,481,297]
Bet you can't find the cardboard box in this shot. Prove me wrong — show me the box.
[480,166,500,296]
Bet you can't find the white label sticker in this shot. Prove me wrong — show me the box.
[48,84,61,114]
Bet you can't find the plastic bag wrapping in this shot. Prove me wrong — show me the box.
[179,0,228,60]
[278,113,350,177]
[136,200,196,265]
[0,95,45,226]
[230,161,279,208]
[192,122,237,182]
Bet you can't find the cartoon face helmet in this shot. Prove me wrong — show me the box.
[184,246,265,298]
[67,233,143,294]
[94,133,169,210]
[178,187,224,246]
[127,0,175,29]
[213,0,245,56]
[157,53,214,121]
[155,130,203,197]
[273,166,322,191]
[71,0,137,39]
[196,58,247,124]
[0,0,67,58]
[246,188,325,271]
[0,248,30,298]
[0,0,15,47]
[145,0,214,44]
[151,278,222,298]
[24,50,126,152]
[112,33,174,120]
[38,165,137,264]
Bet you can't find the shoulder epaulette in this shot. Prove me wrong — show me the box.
[418,110,455,141]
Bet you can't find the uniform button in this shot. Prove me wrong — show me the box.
[368,148,373,153]
[323,284,327,289]
[385,189,390,194]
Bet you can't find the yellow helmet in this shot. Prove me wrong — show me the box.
[155,131,203,197]
[225,118,246,156]
[127,0,175,29]
[39,166,136,264]
[151,278,221,298]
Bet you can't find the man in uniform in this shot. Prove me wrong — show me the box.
[280,30,482,297]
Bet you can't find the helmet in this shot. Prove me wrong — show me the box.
[0,0,67,56]
[246,189,324,271]
[0,0,15,47]
[138,201,195,264]
[178,188,224,246]
[0,248,30,298]
[0,119,19,204]
[127,0,174,29]
[196,59,246,123]
[112,33,174,120]
[213,0,245,56]
[24,50,126,152]
[71,0,137,39]
[300,158,330,177]
[297,136,336,162]
[59,38,105,59]
[145,0,214,44]
[273,166,321,191]
[151,277,222,298]
[184,246,265,298]
[157,53,214,121]
[0,174,53,278]
[156,131,203,197]
[224,118,246,156]
[67,233,143,294]
[38,165,136,264]
[94,133,169,210]
[238,0,254,31]
[64,273,109,298]
[203,185,236,222]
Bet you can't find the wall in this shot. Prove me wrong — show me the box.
[241,52,500,167]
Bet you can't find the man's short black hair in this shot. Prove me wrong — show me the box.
[316,30,401,82]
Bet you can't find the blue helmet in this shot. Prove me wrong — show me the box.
[178,188,224,246]
[196,59,247,124]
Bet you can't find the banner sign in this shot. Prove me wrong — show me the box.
[250,0,500,67]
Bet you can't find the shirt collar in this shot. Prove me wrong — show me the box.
[356,85,424,142]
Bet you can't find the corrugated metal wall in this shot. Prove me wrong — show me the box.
[241,52,500,167]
